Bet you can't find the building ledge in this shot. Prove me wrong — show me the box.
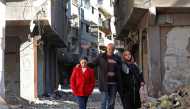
[98,7,112,18]
[118,7,148,37]
[156,7,190,14]
[6,20,66,48]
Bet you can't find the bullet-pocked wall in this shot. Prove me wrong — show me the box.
[159,13,190,93]
[161,26,190,92]
[114,0,190,97]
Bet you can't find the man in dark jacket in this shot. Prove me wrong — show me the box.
[92,43,122,109]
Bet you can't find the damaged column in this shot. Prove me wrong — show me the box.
[147,7,162,97]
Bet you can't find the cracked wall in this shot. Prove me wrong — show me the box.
[163,27,190,92]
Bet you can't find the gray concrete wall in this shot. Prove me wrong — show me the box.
[5,23,30,97]
[6,0,67,40]
[158,13,190,93]
[6,0,48,20]
[161,26,190,93]
[114,0,133,35]
[147,26,162,97]
[4,37,20,97]
[5,0,67,99]
[50,0,66,40]
[5,25,30,97]
[137,11,190,95]
[114,0,190,96]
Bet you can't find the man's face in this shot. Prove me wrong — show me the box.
[107,43,115,55]
[123,51,132,61]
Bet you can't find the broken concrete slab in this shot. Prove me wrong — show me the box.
[141,85,190,109]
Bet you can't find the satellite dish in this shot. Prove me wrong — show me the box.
[32,0,47,7]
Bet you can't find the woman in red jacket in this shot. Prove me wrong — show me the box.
[70,56,95,109]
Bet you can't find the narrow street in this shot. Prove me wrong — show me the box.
[6,89,123,109]
[3,86,190,109]
[1,0,190,109]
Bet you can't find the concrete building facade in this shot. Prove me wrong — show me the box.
[4,0,67,101]
[114,0,190,97]
[79,0,99,60]
[0,0,117,102]
[97,0,116,53]
[64,0,99,63]
[65,0,116,62]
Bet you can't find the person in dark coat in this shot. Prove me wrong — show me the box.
[88,43,122,109]
[120,50,144,109]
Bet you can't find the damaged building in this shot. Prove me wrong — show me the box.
[4,0,68,101]
[114,0,190,97]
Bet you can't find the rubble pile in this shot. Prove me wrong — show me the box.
[141,86,190,109]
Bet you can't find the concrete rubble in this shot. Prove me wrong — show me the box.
[141,86,190,109]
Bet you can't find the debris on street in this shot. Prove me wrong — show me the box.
[6,88,123,109]
[141,86,190,109]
